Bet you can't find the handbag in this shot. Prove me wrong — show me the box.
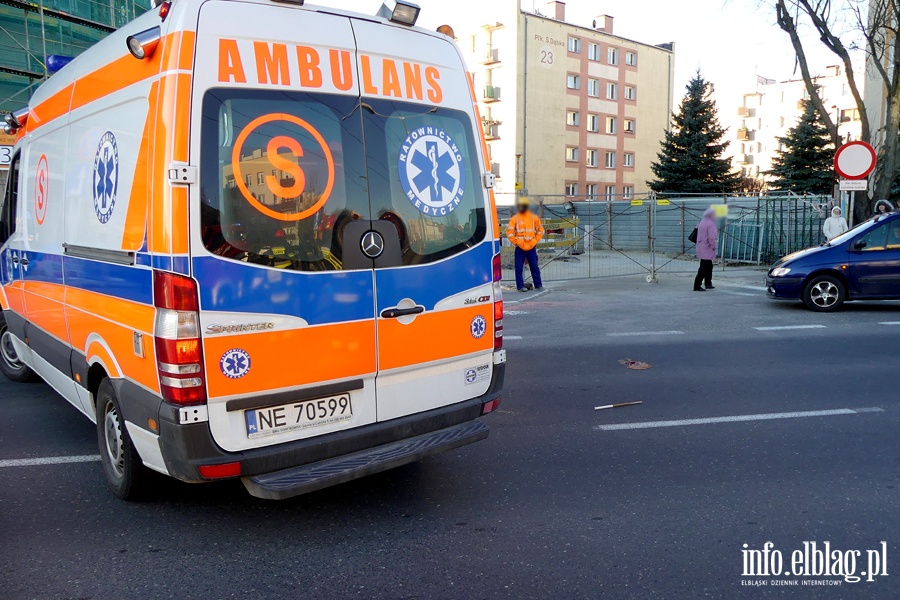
[688,227,698,244]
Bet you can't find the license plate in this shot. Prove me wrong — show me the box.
[245,394,352,439]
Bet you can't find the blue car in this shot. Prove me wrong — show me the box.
[766,212,900,311]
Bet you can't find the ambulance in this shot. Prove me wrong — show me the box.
[0,0,505,499]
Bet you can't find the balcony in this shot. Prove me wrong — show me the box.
[491,162,501,177]
[735,154,754,165]
[483,47,500,64]
[483,85,501,103]
[483,121,500,140]
[737,128,751,141]
[737,106,751,117]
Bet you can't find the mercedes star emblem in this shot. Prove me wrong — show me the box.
[361,231,385,259]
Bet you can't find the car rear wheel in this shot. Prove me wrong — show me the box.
[0,312,39,383]
[96,378,149,500]
[803,275,845,312]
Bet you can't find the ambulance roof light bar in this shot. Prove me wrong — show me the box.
[126,26,161,60]
[378,0,420,26]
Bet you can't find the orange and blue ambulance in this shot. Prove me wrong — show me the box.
[0,0,505,499]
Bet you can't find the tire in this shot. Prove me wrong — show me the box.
[0,312,39,383]
[96,378,149,500]
[803,274,846,312]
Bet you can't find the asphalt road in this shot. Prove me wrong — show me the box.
[1,271,898,599]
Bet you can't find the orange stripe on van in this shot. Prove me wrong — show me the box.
[377,306,493,371]
[24,31,191,136]
[122,79,161,251]
[203,322,377,398]
[66,286,156,333]
[23,284,69,343]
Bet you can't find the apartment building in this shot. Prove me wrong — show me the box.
[458,1,674,203]
[732,65,863,182]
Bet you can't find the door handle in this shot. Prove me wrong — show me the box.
[19,257,28,266]
[381,306,425,319]
[11,255,18,264]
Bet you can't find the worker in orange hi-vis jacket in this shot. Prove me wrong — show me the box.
[506,197,545,292]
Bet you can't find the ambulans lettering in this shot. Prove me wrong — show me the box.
[398,126,466,217]
[215,39,443,103]
[34,154,48,225]
[92,131,119,224]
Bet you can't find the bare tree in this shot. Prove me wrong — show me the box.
[773,0,899,219]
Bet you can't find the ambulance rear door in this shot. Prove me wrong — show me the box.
[192,3,382,452]
[350,21,497,421]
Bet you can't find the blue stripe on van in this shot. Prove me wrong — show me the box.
[64,255,154,305]
[22,251,64,285]
[173,256,190,275]
[374,241,494,312]
[192,255,376,325]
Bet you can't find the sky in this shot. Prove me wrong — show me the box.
[321,0,856,112]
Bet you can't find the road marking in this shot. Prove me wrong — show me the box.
[594,407,884,431]
[505,335,523,340]
[878,321,900,325]
[720,291,758,297]
[754,325,827,331]
[0,454,101,468]
[716,282,767,291]
[606,330,684,337]
[505,310,531,316]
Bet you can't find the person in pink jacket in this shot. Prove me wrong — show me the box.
[693,208,718,291]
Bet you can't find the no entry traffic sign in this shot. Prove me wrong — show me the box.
[834,141,876,180]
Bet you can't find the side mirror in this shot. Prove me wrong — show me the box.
[853,239,867,251]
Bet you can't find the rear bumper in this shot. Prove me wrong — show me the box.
[765,277,804,299]
[153,363,505,490]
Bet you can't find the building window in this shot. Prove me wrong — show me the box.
[565,182,579,197]
[608,47,618,65]
[567,111,580,126]
[588,43,600,61]
[588,79,600,97]
[245,174,252,186]
[623,186,634,199]
[605,185,616,201]
[568,37,581,53]
[586,149,598,167]
[625,52,637,66]
[585,183,597,199]
[605,151,616,169]
[567,74,580,90]
[257,172,265,185]
[606,116,617,134]
[624,86,636,100]
[587,114,599,132]
[623,153,635,167]
[258,194,266,203]
[566,147,580,162]
[606,82,618,100]
[624,119,636,133]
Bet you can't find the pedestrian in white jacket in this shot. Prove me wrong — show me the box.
[823,207,849,241]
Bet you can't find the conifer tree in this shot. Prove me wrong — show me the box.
[649,73,742,194]
[768,100,834,195]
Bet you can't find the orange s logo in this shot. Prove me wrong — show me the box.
[265,136,306,199]
[231,113,335,222]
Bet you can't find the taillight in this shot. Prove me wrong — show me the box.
[492,253,503,351]
[153,270,206,405]
[198,462,241,479]
[482,397,502,415]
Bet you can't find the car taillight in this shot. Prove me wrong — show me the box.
[492,253,503,351]
[153,270,206,405]
[198,462,241,479]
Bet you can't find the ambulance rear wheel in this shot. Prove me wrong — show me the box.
[96,379,149,500]
[0,312,39,383]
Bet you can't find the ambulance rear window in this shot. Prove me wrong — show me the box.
[200,89,370,272]
[199,90,486,271]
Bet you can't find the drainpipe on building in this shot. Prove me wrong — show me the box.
[522,14,528,195]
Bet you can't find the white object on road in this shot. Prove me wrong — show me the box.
[594,401,643,411]
[594,407,884,431]
[0,454,100,468]
[754,325,827,331]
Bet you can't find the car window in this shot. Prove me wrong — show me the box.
[199,89,370,272]
[858,222,890,251]
[0,152,20,244]
[887,220,900,249]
